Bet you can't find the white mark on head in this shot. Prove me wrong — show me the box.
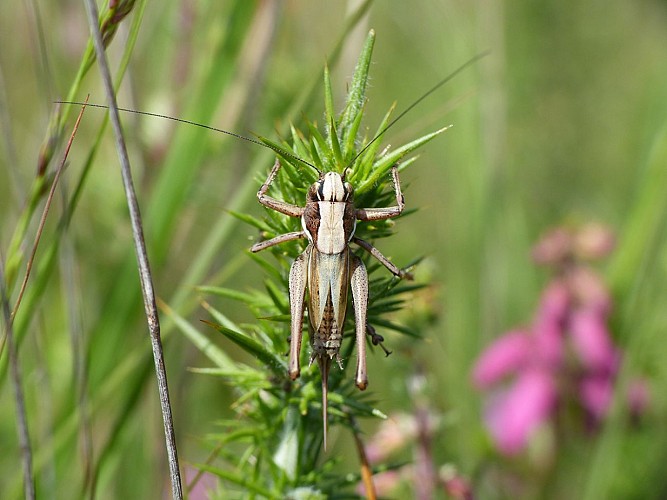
[320,172,346,202]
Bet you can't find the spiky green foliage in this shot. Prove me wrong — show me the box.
[189,30,444,496]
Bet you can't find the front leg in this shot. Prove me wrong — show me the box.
[356,165,404,221]
[350,254,369,390]
[251,231,305,253]
[257,159,305,218]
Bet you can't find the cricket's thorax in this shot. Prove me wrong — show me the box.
[303,172,356,255]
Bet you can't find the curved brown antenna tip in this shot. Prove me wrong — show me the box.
[319,356,331,451]
[345,50,490,170]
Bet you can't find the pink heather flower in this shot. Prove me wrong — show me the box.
[579,374,614,419]
[474,223,648,455]
[531,227,573,265]
[536,280,570,325]
[569,267,612,317]
[569,309,619,373]
[532,281,569,367]
[485,369,557,455]
[532,223,615,265]
[472,330,532,389]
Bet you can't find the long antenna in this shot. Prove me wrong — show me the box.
[345,50,490,169]
[58,51,487,175]
[54,101,321,174]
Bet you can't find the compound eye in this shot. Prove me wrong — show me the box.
[343,182,354,200]
[315,180,325,201]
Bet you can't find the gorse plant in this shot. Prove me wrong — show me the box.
[189,30,447,496]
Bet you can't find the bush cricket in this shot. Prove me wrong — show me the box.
[250,159,409,449]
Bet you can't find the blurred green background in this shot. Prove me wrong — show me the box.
[1,0,667,498]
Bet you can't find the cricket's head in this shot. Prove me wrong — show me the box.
[307,171,354,204]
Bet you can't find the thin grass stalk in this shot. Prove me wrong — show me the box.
[0,97,88,364]
[0,0,147,383]
[81,0,182,497]
[0,254,35,499]
[10,97,89,323]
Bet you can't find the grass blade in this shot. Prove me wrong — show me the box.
[0,254,35,499]
[81,0,182,496]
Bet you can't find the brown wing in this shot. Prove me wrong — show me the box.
[306,248,350,360]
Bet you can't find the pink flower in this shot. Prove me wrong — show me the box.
[579,374,614,419]
[473,223,648,456]
[569,267,612,317]
[536,280,570,325]
[533,281,569,367]
[472,331,532,389]
[531,227,573,265]
[485,369,557,455]
[569,309,618,373]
